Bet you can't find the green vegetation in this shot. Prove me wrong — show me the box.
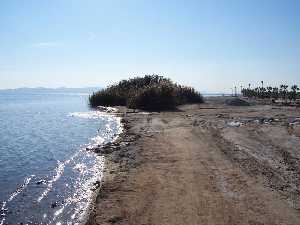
[89,75,204,111]
[242,83,300,103]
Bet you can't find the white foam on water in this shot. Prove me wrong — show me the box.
[73,163,87,174]
[90,136,105,145]
[69,109,118,120]
[69,112,103,119]
[97,106,118,113]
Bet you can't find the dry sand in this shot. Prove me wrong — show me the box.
[87,97,300,225]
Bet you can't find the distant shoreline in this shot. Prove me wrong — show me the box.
[0,87,101,93]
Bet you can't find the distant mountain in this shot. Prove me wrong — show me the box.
[0,87,102,94]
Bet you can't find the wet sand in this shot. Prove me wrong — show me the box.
[87,97,300,225]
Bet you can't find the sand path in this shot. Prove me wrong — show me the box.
[89,99,300,225]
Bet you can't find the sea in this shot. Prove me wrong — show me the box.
[0,89,122,225]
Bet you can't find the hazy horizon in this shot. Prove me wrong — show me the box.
[0,86,228,94]
[1,0,299,92]
[0,86,101,90]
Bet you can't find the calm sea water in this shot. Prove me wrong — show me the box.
[0,90,122,225]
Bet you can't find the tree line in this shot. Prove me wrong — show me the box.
[241,81,300,102]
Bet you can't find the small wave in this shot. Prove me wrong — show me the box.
[90,136,105,145]
[69,110,117,120]
[70,156,105,224]
[69,112,104,119]
[97,106,118,113]
[46,204,67,225]
[2,110,124,224]
[47,156,105,225]
[36,113,121,203]
[73,163,87,174]
[0,175,35,225]
[37,149,86,203]
[0,202,7,225]
[69,106,119,119]
[88,114,123,149]
[69,110,123,136]
[37,161,67,202]
[8,175,34,202]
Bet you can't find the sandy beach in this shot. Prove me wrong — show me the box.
[87,97,300,225]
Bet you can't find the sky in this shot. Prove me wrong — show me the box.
[0,0,299,93]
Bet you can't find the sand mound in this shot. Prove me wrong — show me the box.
[225,98,250,106]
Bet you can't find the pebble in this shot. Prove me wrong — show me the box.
[36,179,47,185]
[51,201,58,208]
[227,121,242,127]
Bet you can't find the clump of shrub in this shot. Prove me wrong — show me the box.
[89,75,204,111]
[225,98,250,106]
[127,84,177,111]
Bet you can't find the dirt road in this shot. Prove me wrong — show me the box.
[88,97,300,225]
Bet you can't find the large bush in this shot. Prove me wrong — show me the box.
[89,75,203,111]
[128,84,177,111]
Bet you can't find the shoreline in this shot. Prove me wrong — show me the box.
[84,107,135,225]
[86,108,140,225]
[87,97,300,225]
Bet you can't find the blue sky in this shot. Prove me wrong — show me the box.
[0,0,299,92]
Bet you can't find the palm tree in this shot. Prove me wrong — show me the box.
[290,85,299,102]
[272,87,279,100]
[240,83,299,103]
[267,86,273,99]
[254,87,259,98]
[280,84,289,103]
